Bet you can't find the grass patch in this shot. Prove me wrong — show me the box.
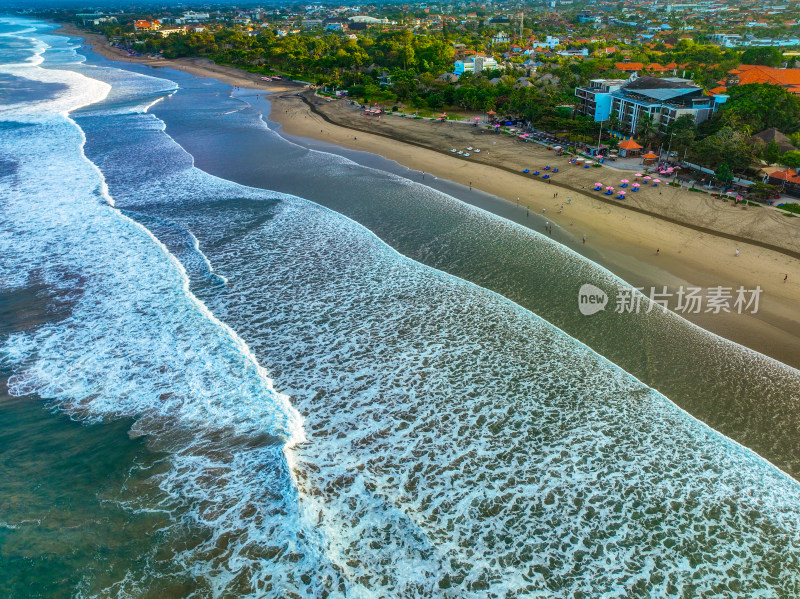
[778,203,800,214]
[782,212,797,217]
[688,187,707,193]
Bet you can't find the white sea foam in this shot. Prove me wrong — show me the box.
[4,16,800,598]
[0,18,340,597]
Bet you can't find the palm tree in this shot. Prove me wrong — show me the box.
[608,110,622,134]
[636,113,658,146]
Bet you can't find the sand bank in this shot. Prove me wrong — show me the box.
[269,91,800,368]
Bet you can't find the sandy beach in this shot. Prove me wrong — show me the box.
[268,91,800,368]
[54,24,800,368]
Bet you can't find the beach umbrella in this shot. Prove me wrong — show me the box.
[635,173,642,177]
[621,179,629,183]
[606,186,614,190]
[595,182,603,186]
[632,182,640,187]
[653,179,661,183]
[643,176,651,181]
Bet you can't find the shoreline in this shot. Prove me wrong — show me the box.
[52,22,304,93]
[54,24,800,370]
[266,91,800,369]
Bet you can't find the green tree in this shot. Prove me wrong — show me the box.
[740,46,783,67]
[780,150,800,170]
[636,113,658,145]
[718,83,800,133]
[716,164,733,183]
[607,110,622,133]
[763,140,781,164]
[663,114,696,156]
[689,127,756,172]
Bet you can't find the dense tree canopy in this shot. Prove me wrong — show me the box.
[740,46,784,67]
[716,83,800,134]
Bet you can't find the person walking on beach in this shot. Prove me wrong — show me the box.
[735,248,740,257]
[526,206,530,217]
[656,248,660,255]
[582,235,586,244]
[785,273,788,282]
[469,181,472,190]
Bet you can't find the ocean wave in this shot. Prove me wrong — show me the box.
[3,16,800,598]
[0,19,341,597]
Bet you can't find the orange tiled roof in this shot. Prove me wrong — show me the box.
[615,62,644,71]
[729,64,800,87]
[769,169,800,183]
[642,151,658,159]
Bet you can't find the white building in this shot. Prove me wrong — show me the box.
[454,55,498,75]
[492,32,510,45]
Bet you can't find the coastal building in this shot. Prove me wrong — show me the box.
[454,54,498,75]
[575,75,719,133]
[711,65,800,95]
[134,20,161,31]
